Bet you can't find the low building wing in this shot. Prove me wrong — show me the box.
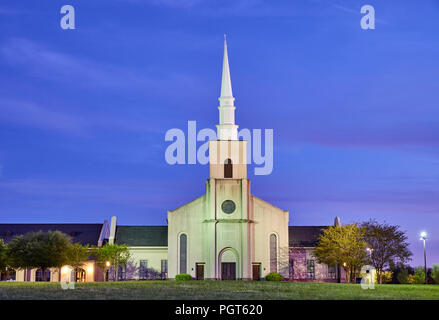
[288,226,329,247]
[115,226,168,247]
[0,223,105,246]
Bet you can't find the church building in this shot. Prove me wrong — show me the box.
[106,39,344,282]
[166,38,289,280]
[0,39,344,283]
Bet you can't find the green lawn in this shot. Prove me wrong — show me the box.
[0,281,438,300]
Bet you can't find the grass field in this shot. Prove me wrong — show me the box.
[0,281,438,300]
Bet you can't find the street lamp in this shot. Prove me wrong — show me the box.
[105,261,111,281]
[366,247,373,259]
[420,231,427,284]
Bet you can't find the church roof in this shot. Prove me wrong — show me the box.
[288,226,329,247]
[0,223,104,246]
[115,226,168,247]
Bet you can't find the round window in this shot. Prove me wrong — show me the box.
[221,200,236,214]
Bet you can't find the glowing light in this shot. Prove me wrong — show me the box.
[106,261,110,267]
[420,231,427,240]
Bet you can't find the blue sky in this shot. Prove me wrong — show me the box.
[0,0,438,266]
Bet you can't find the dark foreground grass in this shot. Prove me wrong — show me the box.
[0,281,438,300]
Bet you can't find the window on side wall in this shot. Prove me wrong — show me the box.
[161,260,168,279]
[270,234,278,273]
[328,264,336,279]
[35,269,51,282]
[180,234,187,274]
[118,264,126,281]
[139,260,148,280]
[306,260,315,279]
[289,257,294,279]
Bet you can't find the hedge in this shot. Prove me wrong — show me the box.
[266,272,283,281]
[175,273,192,281]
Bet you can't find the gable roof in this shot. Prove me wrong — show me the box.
[115,226,168,247]
[0,224,104,246]
[289,226,328,247]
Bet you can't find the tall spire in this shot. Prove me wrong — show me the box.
[220,35,233,101]
[217,35,238,140]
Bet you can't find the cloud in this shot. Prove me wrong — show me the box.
[124,0,326,18]
[289,122,439,148]
[333,4,357,14]
[0,38,157,90]
[0,98,86,134]
[0,178,188,208]
[0,6,19,15]
[144,0,204,7]
[0,38,204,98]
[0,97,170,136]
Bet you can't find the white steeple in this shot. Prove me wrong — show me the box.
[216,35,238,140]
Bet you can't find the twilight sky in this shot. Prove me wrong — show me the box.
[0,0,438,266]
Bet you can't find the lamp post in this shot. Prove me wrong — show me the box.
[366,247,375,283]
[366,247,373,260]
[420,232,427,284]
[106,261,111,282]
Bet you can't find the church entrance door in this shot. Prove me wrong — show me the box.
[196,264,204,280]
[252,264,260,280]
[221,263,236,280]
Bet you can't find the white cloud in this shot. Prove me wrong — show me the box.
[0,38,157,90]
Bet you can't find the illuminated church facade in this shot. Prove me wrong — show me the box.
[0,40,344,283]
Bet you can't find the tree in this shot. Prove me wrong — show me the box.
[0,239,9,273]
[432,264,439,284]
[7,231,72,280]
[374,270,393,284]
[93,244,131,281]
[361,220,412,284]
[314,224,367,283]
[396,268,410,284]
[64,243,91,281]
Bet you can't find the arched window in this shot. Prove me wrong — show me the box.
[270,234,278,273]
[118,264,126,281]
[224,158,233,178]
[75,268,86,282]
[35,269,51,282]
[179,234,187,274]
[0,269,15,281]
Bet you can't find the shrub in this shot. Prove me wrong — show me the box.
[397,269,409,284]
[266,272,283,281]
[175,273,191,281]
[373,270,393,284]
[413,267,426,284]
